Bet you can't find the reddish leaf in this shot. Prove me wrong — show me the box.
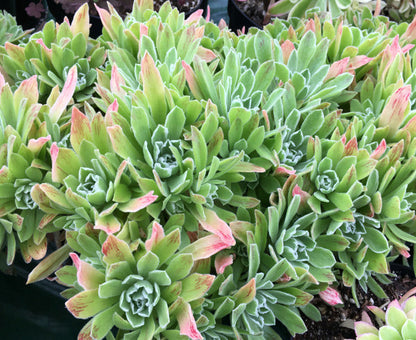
[70,252,105,290]
[370,139,387,159]
[379,85,411,137]
[65,289,116,319]
[234,278,256,305]
[50,143,81,183]
[325,57,349,81]
[94,214,121,235]
[281,40,295,64]
[70,3,89,39]
[49,65,77,123]
[27,136,51,154]
[70,107,92,154]
[118,191,158,213]
[319,287,343,306]
[175,298,203,340]
[145,221,165,251]
[110,64,126,97]
[102,235,134,265]
[215,253,233,274]
[196,208,235,246]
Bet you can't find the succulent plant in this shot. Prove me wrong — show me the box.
[0,10,31,46]
[355,287,416,339]
[58,221,231,340]
[0,4,106,103]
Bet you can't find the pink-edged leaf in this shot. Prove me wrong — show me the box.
[367,305,386,320]
[185,9,203,24]
[94,214,121,234]
[27,136,51,154]
[107,125,141,160]
[145,221,165,251]
[150,228,181,265]
[292,184,311,209]
[180,273,215,302]
[398,246,411,258]
[304,18,315,33]
[5,42,26,67]
[379,85,412,137]
[262,110,270,131]
[354,321,378,335]
[0,72,5,90]
[141,52,167,125]
[140,23,148,37]
[402,15,416,43]
[70,107,92,154]
[196,46,217,62]
[230,220,254,244]
[94,4,114,39]
[196,208,235,246]
[77,318,94,340]
[91,113,112,154]
[206,5,211,22]
[319,287,343,306]
[50,142,81,183]
[175,298,203,340]
[30,184,62,214]
[233,162,265,173]
[325,57,350,81]
[343,137,358,156]
[106,99,119,115]
[118,191,158,213]
[39,213,57,229]
[370,139,387,159]
[39,183,72,209]
[361,311,373,325]
[218,18,227,30]
[387,139,404,165]
[215,253,233,274]
[181,234,232,260]
[402,115,416,136]
[275,166,296,175]
[70,252,105,290]
[49,65,77,123]
[110,64,126,97]
[14,75,39,108]
[21,238,48,262]
[70,3,89,39]
[233,278,256,305]
[65,288,116,319]
[348,55,373,70]
[36,38,52,59]
[102,234,134,265]
[182,61,203,100]
[281,40,295,65]
[113,159,127,187]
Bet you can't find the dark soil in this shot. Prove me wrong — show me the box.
[295,266,416,339]
[234,0,266,27]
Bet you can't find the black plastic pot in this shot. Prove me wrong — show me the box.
[227,0,261,33]
[46,0,103,38]
[46,0,208,39]
[0,258,84,339]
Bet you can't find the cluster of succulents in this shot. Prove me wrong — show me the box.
[2,0,416,339]
[355,287,416,339]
